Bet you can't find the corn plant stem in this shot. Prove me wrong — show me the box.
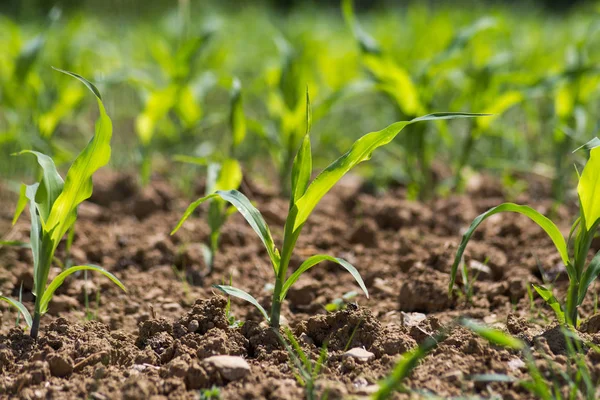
[270,221,300,328]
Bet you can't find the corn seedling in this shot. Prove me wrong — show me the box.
[5,68,126,339]
[450,138,600,327]
[343,0,494,198]
[275,327,328,400]
[173,88,485,328]
[174,78,245,276]
[133,25,214,185]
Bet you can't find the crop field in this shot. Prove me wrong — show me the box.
[1,0,600,398]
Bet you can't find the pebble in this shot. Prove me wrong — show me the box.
[343,347,375,362]
[507,357,525,371]
[203,355,251,381]
[188,319,200,333]
[48,353,74,377]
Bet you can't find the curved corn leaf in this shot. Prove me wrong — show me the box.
[14,150,64,221]
[213,284,269,322]
[532,284,565,324]
[293,113,487,232]
[0,295,32,327]
[578,250,600,305]
[280,255,368,301]
[459,318,525,350]
[578,146,600,231]
[449,203,569,294]
[40,265,126,314]
[172,190,280,271]
[45,69,112,244]
[0,241,30,248]
[230,78,246,151]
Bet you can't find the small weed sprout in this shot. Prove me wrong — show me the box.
[5,69,126,339]
[172,89,485,328]
[275,327,328,400]
[449,138,600,327]
[324,290,357,313]
[174,78,246,276]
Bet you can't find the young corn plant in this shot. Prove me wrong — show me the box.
[174,78,246,275]
[172,91,485,328]
[343,0,495,199]
[5,68,126,339]
[449,138,600,327]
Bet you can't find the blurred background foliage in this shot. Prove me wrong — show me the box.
[1,0,599,200]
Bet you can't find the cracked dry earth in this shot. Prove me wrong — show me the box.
[1,170,600,399]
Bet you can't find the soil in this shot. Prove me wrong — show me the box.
[0,169,598,399]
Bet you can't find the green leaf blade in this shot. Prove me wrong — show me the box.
[213,284,269,322]
[578,250,600,305]
[281,255,368,301]
[532,284,565,324]
[0,295,32,327]
[293,113,487,232]
[39,264,126,314]
[578,146,600,231]
[449,203,569,294]
[459,318,525,350]
[45,70,112,243]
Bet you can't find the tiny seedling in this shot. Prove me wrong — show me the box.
[172,89,485,329]
[324,290,357,312]
[275,327,328,400]
[450,138,600,327]
[5,69,126,339]
[174,78,245,276]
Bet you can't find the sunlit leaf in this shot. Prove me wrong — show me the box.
[532,284,565,324]
[281,255,368,301]
[40,265,126,314]
[449,203,569,294]
[0,295,32,327]
[213,284,269,321]
[578,146,600,231]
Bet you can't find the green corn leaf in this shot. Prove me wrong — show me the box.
[0,295,32,327]
[578,146,600,231]
[14,150,64,221]
[213,284,269,322]
[39,265,126,314]
[12,184,28,226]
[44,69,112,244]
[468,374,517,383]
[293,113,487,233]
[280,255,368,301]
[578,250,600,305]
[476,91,524,130]
[459,318,525,350]
[172,190,280,271]
[532,284,566,324]
[449,203,569,294]
[230,78,246,151]
[289,91,312,206]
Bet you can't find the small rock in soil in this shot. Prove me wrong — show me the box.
[343,347,375,362]
[47,353,74,377]
[202,355,250,382]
